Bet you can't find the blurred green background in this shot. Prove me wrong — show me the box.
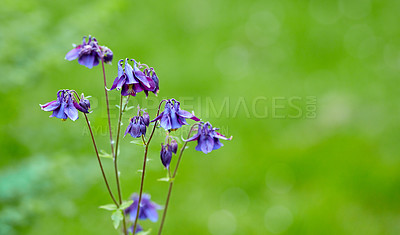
[1,0,400,234]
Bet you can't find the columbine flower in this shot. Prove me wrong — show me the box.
[125,107,150,138]
[185,122,232,154]
[151,99,200,131]
[160,139,177,168]
[125,193,161,222]
[110,59,159,97]
[40,89,89,121]
[65,35,113,68]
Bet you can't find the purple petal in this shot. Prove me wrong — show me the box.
[213,138,224,150]
[144,207,159,222]
[124,123,132,137]
[125,59,136,84]
[78,54,95,69]
[200,135,214,154]
[117,59,124,78]
[40,100,60,111]
[51,102,68,119]
[65,47,81,61]
[134,63,150,88]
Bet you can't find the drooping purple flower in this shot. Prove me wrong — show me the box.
[125,193,162,223]
[151,99,200,131]
[160,139,177,168]
[65,35,113,68]
[110,59,159,97]
[185,122,232,154]
[40,89,89,121]
[125,107,150,138]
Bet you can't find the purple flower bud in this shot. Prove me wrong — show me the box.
[40,89,80,121]
[151,99,200,131]
[142,112,150,126]
[160,143,173,168]
[185,122,232,154]
[170,139,178,154]
[73,94,91,113]
[124,107,150,138]
[101,46,113,64]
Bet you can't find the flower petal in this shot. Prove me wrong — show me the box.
[40,100,60,112]
[78,54,95,69]
[65,47,80,61]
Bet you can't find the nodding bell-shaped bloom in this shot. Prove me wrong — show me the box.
[151,99,200,131]
[160,139,178,168]
[65,35,113,68]
[124,107,150,138]
[40,90,90,121]
[110,59,159,97]
[125,193,161,223]
[185,122,232,154]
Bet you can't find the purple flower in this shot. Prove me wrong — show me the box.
[110,59,159,97]
[151,99,200,131]
[125,193,161,223]
[185,122,232,154]
[40,89,89,121]
[65,35,113,68]
[125,107,150,138]
[160,139,177,168]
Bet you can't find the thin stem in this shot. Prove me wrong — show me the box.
[114,95,124,204]
[158,124,199,235]
[114,95,131,235]
[84,114,118,206]
[101,60,116,162]
[132,100,166,234]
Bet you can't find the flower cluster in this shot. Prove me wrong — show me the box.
[160,139,178,168]
[125,193,161,232]
[40,89,90,121]
[110,59,159,97]
[186,122,232,154]
[41,35,233,234]
[65,35,113,68]
[125,107,150,138]
[152,99,200,131]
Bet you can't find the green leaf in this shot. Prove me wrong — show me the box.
[99,150,113,159]
[137,229,152,235]
[115,105,121,109]
[157,177,174,182]
[111,209,123,229]
[130,140,145,146]
[119,200,133,210]
[125,106,135,111]
[99,204,117,211]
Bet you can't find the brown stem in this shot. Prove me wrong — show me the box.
[158,124,199,235]
[132,100,166,234]
[101,60,116,162]
[84,114,118,206]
